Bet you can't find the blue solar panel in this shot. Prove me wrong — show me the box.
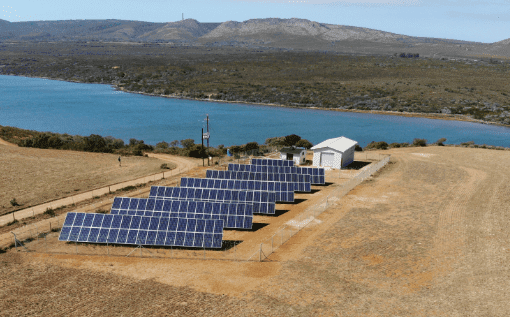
[59,212,224,248]
[150,186,276,214]
[205,170,310,193]
[110,197,253,229]
[252,158,295,167]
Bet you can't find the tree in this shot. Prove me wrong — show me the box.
[244,142,259,151]
[265,136,285,146]
[295,139,313,149]
[283,134,301,146]
[180,138,195,149]
[170,140,180,148]
[156,141,169,149]
[229,145,242,153]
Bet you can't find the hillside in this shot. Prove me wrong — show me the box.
[1,18,508,58]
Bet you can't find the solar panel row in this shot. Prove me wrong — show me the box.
[251,158,294,167]
[229,163,297,174]
[58,212,224,248]
[149,186,276,214]
[180,177,295,202]
[110,197,253,229]
[294,167,326,184]
[206,170,311,192]
[233,163,325,185]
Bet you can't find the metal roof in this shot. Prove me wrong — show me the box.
[311,136,358,153]
[280,147,306,154]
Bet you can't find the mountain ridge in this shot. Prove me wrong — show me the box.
[0,18,508,58]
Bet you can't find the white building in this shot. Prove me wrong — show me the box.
[311,136,358,169]
[279,147,307,165]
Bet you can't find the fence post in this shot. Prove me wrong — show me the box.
[271,236,274,254]
[259,243,262,262]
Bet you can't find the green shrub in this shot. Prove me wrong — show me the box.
[354,144,363,151]
[44,208,56,217]
[365,141,388,150]
[160,163,170,169]
[412,138,427,147]
[10,198,20,207]
[436,137,447,146]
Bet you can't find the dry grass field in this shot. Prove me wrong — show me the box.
[0,144,170,216]
[1,146,509,316]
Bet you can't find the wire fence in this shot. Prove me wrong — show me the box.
[3,152,390,262]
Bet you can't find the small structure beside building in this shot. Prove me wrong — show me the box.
[279,147,307,165]
[311,136,358,169]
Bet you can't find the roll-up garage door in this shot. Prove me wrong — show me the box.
[321,153,335,167]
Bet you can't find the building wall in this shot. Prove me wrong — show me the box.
[341,147,355,167]
[313,148,342,168]
[280,151,306,165]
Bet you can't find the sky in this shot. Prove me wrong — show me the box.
[1,0,508,43]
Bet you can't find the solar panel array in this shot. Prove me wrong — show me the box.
[229,163,298,174]
[206,170,311,192]
[242,162,326,185]
[180,177,294,202]
[58,212,224,248]
[251,158,294,167]
[110,197,253,229]
[149,186,276,214]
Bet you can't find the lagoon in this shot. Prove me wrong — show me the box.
[1,75,509,147]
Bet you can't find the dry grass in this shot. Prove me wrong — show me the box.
[1,147,510,316]
[0,144,169,216]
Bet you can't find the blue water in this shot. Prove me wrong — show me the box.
[1,75,509,147]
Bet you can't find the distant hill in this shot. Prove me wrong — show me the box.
[0,18,508,58]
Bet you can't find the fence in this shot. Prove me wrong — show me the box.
[3,154,391,262]
[0,160,203,227]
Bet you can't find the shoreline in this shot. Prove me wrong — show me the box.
[3,73,510,128]
[113,86,510,128]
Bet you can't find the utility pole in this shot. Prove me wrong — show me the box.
[202,128,204,167]
[206,114,210,166]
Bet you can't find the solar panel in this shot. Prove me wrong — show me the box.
[180,177,294,203]
[251,158,294,167]
[110,197,253,229]
[206,170,311,192]
[149,186,276,214]
[59,212,224,248]
[231,163,325,185]
[294,166,326,184]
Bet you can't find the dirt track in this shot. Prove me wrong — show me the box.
[1,147,510,316]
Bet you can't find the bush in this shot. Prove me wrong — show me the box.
[10,198,20,207]
[283,134,302,146]
[365,141,388,150]
[244,142,259,151]
[412,138,427,147]
[295,139,313,149]
[461,141,475,146]
[389,143,401,148]
[160,163,170,169]
[156,141,169,149]
[180,138,195,149]
[44,208,56,217]
[354,144,363,151]
[436,137,447,146]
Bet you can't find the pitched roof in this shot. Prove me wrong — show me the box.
[280,147,306,154]
[311,136,357,152]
